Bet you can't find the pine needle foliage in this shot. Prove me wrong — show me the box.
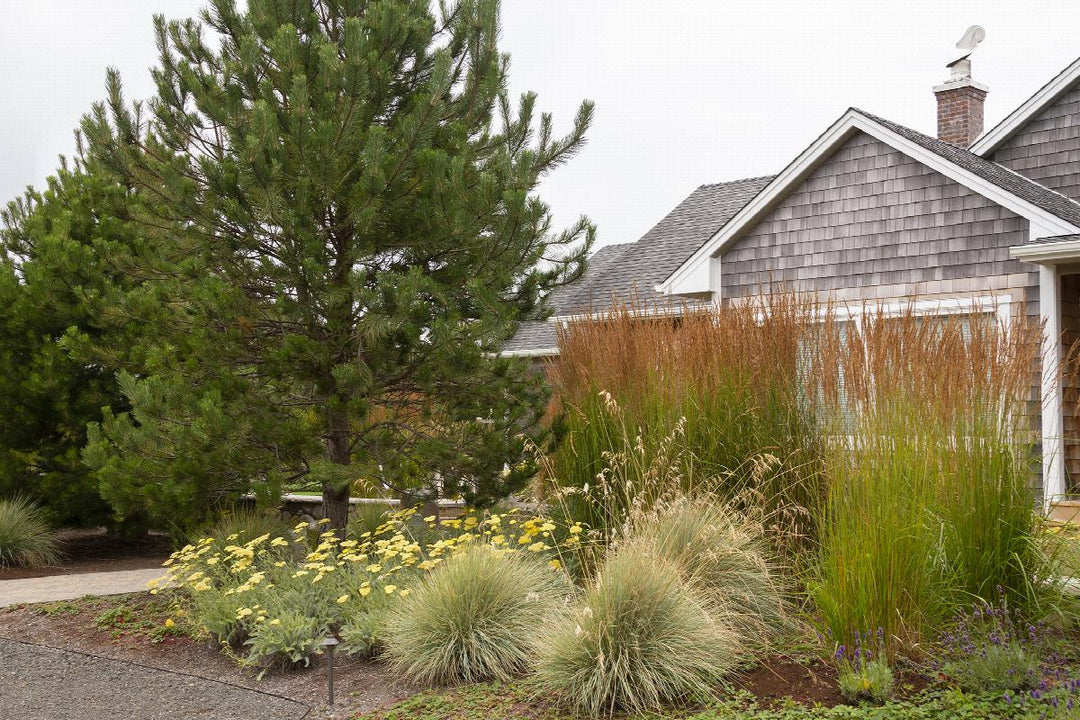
[78,0,596,530]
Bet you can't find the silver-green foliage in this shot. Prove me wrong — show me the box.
[630,498,789,645]
[535,545,739,716]
[0,495,60,567]
[384,545,570,685]
[838,659,895,704]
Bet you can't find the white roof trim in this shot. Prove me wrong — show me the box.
[1010,237,1080,264]
[970,56,1080,156]
[658,108,1080,296]
[500,347,560,358]
[547,304,688,324]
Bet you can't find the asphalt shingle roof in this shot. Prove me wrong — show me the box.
[856,109,1080,228]
[503,176,774,355]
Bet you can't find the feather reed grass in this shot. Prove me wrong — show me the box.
[807,305,1047,654]
[546,295,824,554]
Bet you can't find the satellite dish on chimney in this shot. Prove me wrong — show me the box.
[946,25,985,81]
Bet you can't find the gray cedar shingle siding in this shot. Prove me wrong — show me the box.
[719,131,1036,303]
[992,84,1080,203]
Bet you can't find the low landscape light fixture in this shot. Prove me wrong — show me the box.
[322,635,340,706]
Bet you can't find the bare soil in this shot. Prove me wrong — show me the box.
[734,656,845,708]
[0,528,172,580]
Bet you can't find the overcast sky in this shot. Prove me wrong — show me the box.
[2,1,1080,249]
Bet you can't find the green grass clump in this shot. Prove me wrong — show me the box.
[535,544,739,716]
[384,545,570,685]
[0,495,61,567]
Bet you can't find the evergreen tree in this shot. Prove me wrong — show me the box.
[0,157,147,529]
[80,0,593,530]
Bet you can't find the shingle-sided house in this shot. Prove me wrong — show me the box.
[505,48,1080,510]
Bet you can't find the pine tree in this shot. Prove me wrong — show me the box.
[0,157,148,529]
[80,0,593,530]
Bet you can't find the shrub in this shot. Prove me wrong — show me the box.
[0,495,61,567]
[383,545,569,685]
[535,544,739,716]
[937,593,1045,693]
[629,497,789,644]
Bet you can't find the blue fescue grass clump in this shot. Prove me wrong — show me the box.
[535,543,740,716]
[384,545,570,685]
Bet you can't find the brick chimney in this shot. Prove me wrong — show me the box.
[934,53,988,146]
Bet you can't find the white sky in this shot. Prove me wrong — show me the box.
[2,1,1080,249]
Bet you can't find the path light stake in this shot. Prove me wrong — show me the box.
[323,636,340,706]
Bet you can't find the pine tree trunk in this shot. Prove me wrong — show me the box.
[323,420,351,534]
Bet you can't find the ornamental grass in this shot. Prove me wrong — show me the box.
[547,296,824,556]
[807,306,1048,655]
[549,294,1054,660]
[535,543,739,716]
[0,495,61,567]
[627,496,791,645]
[384,545,571,685]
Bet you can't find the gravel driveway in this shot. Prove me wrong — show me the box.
[0,638,310,720]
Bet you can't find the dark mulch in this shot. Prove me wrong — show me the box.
[734,656,844,707]
[0,528,172,580]
[733,655,931,709]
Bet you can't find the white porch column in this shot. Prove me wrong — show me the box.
[1040,263,1065,510]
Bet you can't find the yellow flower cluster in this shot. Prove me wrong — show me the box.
[153,505,588,641]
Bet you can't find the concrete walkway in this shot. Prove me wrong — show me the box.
[0,568,167,608]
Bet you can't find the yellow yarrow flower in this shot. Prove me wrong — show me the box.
[383,585,397,595]
[336,594,349,604]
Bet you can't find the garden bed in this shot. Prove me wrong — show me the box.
[4,591,1074,720]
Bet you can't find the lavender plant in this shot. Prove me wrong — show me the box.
[834,628,894,704]
[937,590,1044,693]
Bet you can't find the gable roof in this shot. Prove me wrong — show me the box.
[970,55,1080,156]
[658,108,1080,296]
[502,176,773,357]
